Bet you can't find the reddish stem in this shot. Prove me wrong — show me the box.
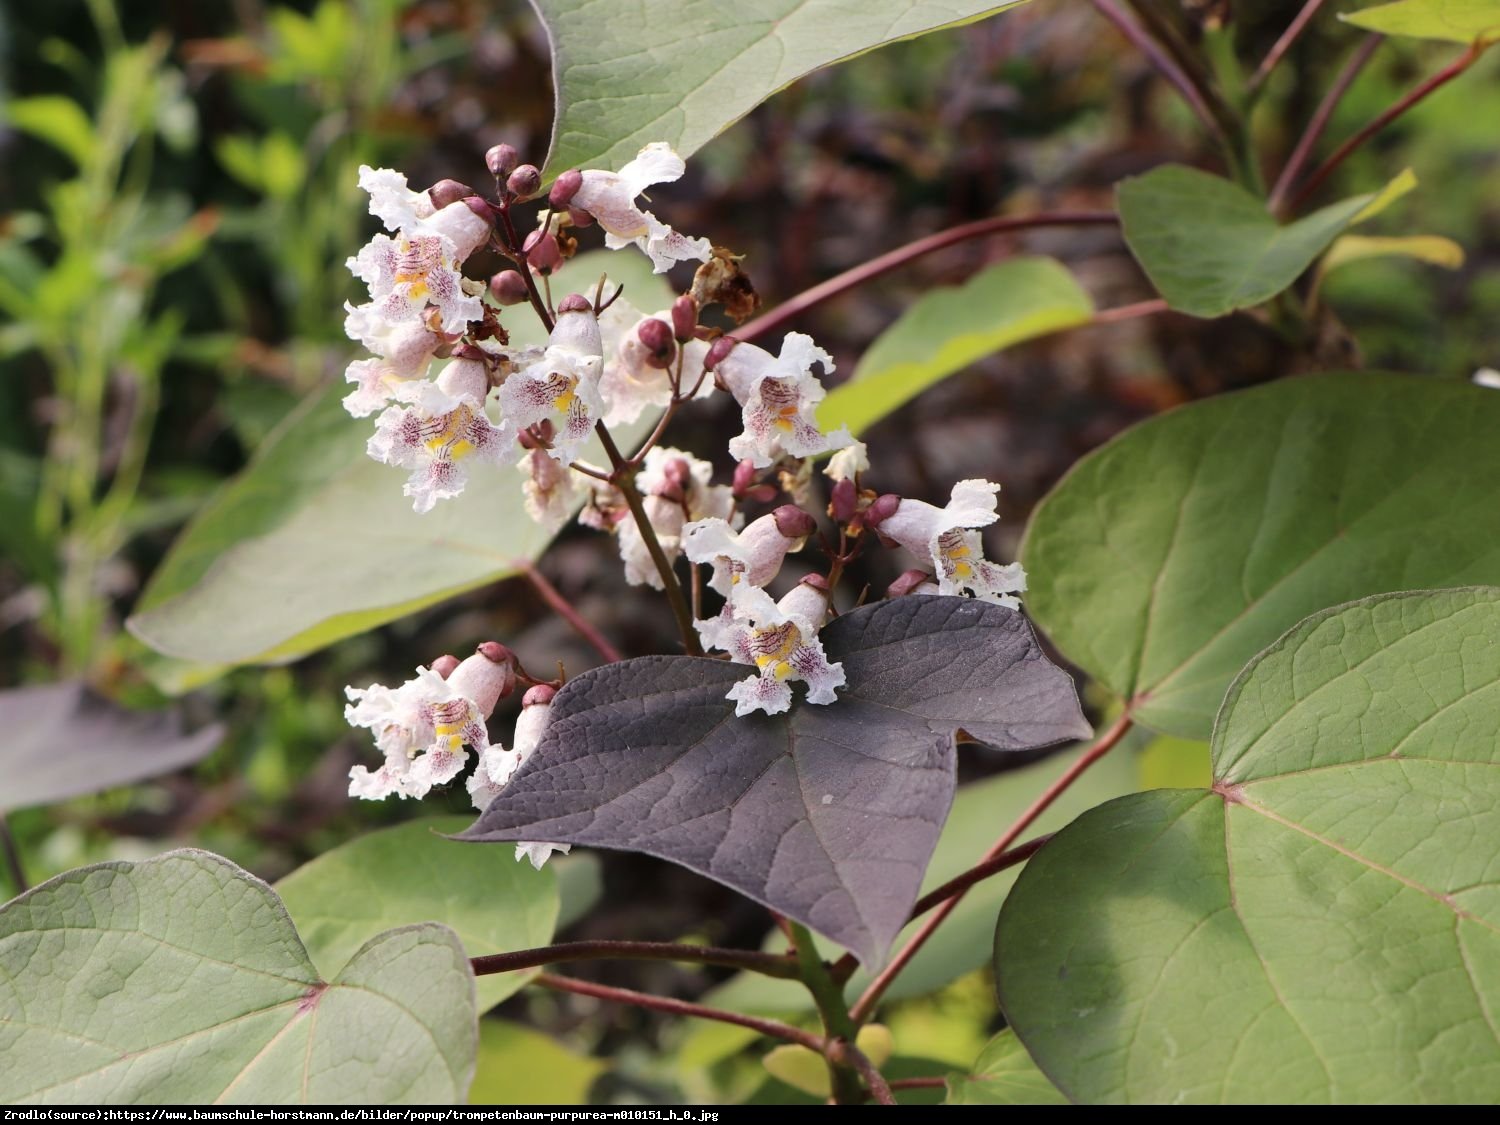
[1250,0,1328,91]
[889,1076,948,1091]
[1286,40,1487,213]
[519,562,623,664]
[1090,0,1221,136]
[849,715,1135,1022]
[1093,297,1170,324]
[533,972,822,1050]
[830,1040,896,1105]
[906,833,1054,920]
[737,211,1117,344]
[471,938,798,978]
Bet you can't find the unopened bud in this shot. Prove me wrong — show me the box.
[448,645,517,718]
[567,206,594,228]
[865,493,901,529]
[507,164,542,199]
[671,295,697,342]
[428,178,475,209]
[477,641,514,665]
[830,477,858,524]
[523,230,562,272]
[431,654,462,678]
[799,573,830,592]
[556,292,593,315]
[490,270,530,306]
[522,683,557,708]
[518,428,540,450]
[636,318,676,369]
[662,457,693,500]
[732,459,758,497]
[773,504,817,541]
[703,335,739,372]
[743,484,779,504]
[887,569,932,598]
[486,143,520,179]
[462,195,495,225]
[549,169,583,208]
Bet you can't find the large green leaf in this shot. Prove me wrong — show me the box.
[995,589,1500,1104]
[1117,165,1412,317]
[0,850,476,1104]
[1343,0,1500,42]
[945,1030,1067,1105]
[532,0,1031,176]
[1021,372,1500,738]
[128,253,669,679]
[704,739,1138,1013]
[275,818,558,1013]
[817,257,1094,436]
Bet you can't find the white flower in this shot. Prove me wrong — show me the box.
[698,583,845,717]
[715,334,853,468]
[599,306,714,426]
[825,441,869,483]
[500,303,605,464]
[341,309,447,417]
[876,480,1027,607]
[569,143,712,273]
[682,507,812,597]
[347,649,511,801]
[367,358,505,513]
[606,448,736,589]
[517,447,581,532]
[1473,367,1500,390]
[467,691,572,869]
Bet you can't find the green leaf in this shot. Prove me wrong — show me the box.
[703,740,1138,1012]
[0,850,476,1104]
[996,588,1500,1104]
[817,257,1094,436]
[4,96,96,169]
[532,0,1031,176]
[128,252,670,680]
[945,1030,1068,1105]
[764,1025,892,1097]
[274,818,559,1012]
[1343,0,1500,42]
[1117,165,1414,317]
[1021,372,1500,738]
[1314,233,1465,293]
[468,1020,606,1105]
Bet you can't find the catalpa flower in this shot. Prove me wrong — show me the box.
[468,685,572,869]
[599,305,713,426]
[612,448,736,589]
[342,307,447,418]
[517,447,582,533]
[348,645,514,801]
[683,505,816,597]
[714,334,853,468]
[368,358,505,513]
[873,480,1028,608]
[698,582,845,717]
[568,143,712,273]
[500,298,605,465]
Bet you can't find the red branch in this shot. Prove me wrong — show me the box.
[472,939,798,978]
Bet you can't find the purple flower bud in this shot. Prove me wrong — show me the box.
[549,169,583,208]
[490,270,530,306]
[431,654,462,678]
[886,569,932,598]
[732,459,758,497]
[517,428,540,450]
[523,683,557,708]
[486,143,520,179]
[772,504,817,541]
[865,493,901,529]
[428,179,476,209]
[830,477,858,524]
[799,573,831,592]
[660,457,692,501]
[556,292,593,315]
[671,295,697,342]
[743,484,779,504]
[567,207,594,228]
[507,164,542,199]
[462,195,495,225]
[636,318,676,369]
[703,335,739,372]
[477,641,514,665]
[522,230,562,273]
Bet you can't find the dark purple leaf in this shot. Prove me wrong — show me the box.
[0,681,223,814]
[461,597,1090,965]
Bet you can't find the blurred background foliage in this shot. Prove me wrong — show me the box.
[0,0,1496,1103]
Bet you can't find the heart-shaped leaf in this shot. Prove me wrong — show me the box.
[532,0,1032,176]
[1343,0,1500,42]
[275,817,559,1012]
[817,257,1094,437]
[1021,372,1500,738]
[0,681,221,815]
[945,1029,1067,1105]
[462,596,1090,966]
[0,850,476,1104]
[1117,165,1413,317]
[995,588,1500,1104]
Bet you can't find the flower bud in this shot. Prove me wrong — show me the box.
[486,143,520,179]
[636,317,676,369]
[660,457,692,502]
[830,477,858,524]
[549,169,583,208]
[522,683,557,708]
[477,640,514,665]
[507,164,542,199]
[799,573,830,592]
[556,292,593,315]
[886,569,932,598]
[732,458,758,498]
[567,206,594,228]
[671,295,697,342]
[522,230,562,273]
[448,645,518,718]
[772,504,817,541]
[703,335,739,372]
[431,654,462,678]
[428,178,475,209]
[490,269,530,306]
[743,484,779,504]
[864,493,901,529]
[462,195,495,226]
